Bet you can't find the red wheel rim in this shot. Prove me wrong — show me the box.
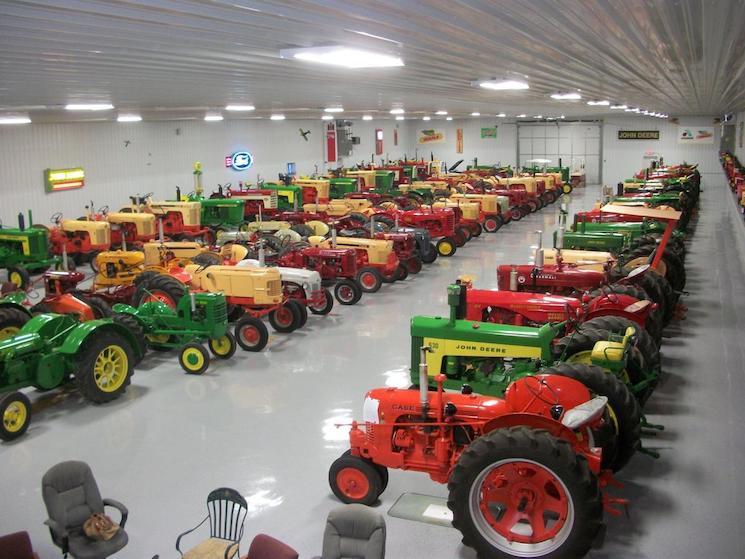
[143,291,176,308]
[240,324,259,345]
[360,272,376,289]
[485,218,497,231]
[336,467,370,500]
[338,285,353,302]
[274,306,293,327]
[475,460,571,547]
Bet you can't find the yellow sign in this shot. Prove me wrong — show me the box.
[44,167,85,192]
[418,129,445,144]
[423,337,541,375]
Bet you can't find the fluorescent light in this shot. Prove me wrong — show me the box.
[225,104,255,111]
[610,104,627,110]
[516,114,527,118]
[476,79,529,91]
[471,112,481,116]
[587,100,610,106]
[270,114,286,120]
[641,110,651,115]
[362,115,373,121]
[395,116,404,121]
[497,112,506,117]
[533,115,543,119]
[551,92,582,100]
[324,107,344,113]
[204,114,223,121]
[117,114,142,122]
[390,108,404,115]
[435,110,447,115]
[559,115,566,119]
[65,103,114,111]
[0,116,31,124]
[321,115,333,120]
[280,46,404,69]
[422,116,431,121]
[631,108,641,113]
[446,116,453,121]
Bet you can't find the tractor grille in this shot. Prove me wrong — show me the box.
[365,423,376,443]
[142,220,155,235]
[190,207,200,225]
[444,214,455,232]
[267,279,282,296]
[213,298,228,324]
[93,228,108,245]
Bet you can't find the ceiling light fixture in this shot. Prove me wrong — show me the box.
[395,116,404,121]
[65,103,114,111]
[446,116,453,121]
[497,112,506,117]
[362,115,373,121]
[516,114,527,118]
[390,108,405,115]
[422,116,431,121]
[435,110,447,115]
[324,107,344,113]
[587,100,610,106]
[471,112,481,116]
[0,115,31,124]
[270,114,286,120]
[560,115,566,119]
[117,114,142,122]
[204,114,224,121]
[533,115,544,119]
[551,92,582,100]
[321,115,333,120]
[631,108,641,113]
[280,46,404,69]
[610,104,627,110]
[225,104,255,111]
[475,79,529,91]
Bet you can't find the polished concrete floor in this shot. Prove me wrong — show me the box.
[2,179,743,559]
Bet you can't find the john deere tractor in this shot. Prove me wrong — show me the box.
[0,211,61,289]
[0,313,142,440]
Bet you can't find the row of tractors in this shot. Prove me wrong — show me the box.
[721,151,745,210]
[0,161,571,442]
[327,162,701,558]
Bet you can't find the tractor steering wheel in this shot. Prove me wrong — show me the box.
[98,205,109,216]
[50,212,63,224]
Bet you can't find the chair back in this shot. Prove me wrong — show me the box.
[322,504,386,559]
[42,461,104,535]
[246,534,298,559]
[206,488,248,542]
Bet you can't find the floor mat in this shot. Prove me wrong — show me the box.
[387,492,453,528]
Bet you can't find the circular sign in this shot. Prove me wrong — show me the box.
[229,151,253,171]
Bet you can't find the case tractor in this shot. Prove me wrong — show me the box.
[450,193,507,232]
[129,192,213,243]
[329,350,624,559]
[0,313,142,441]
[0,211,62,289]
[45,212,111,267]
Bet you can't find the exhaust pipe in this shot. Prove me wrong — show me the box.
[158,218,165,242]
[534,230,544,267]
[370,216,375,236]
[331,225,337,248]
[509,266,519,291]
[258,240,265,267]
[17,212,25,231]
[419,345,431,419]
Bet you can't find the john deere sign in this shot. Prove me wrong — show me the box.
[618,130,660,140]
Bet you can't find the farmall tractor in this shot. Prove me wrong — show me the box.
[330,346,621,558]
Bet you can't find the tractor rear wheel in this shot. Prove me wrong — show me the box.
[356,267,383,293]
[620,246,686,292]
[542,363,641,472]
[404,256,422,275]
[509,206,523,221]
[468,222,482,237]
[421,243,438,263]
[308,288,334,315]
[334,280,362,305]
[208,332,237,359]
[329,451,385,506]
[133,270,160,289]
[448,426,602,559]
[0,391,32,441]
[133,274,185,308]
[268,302,301,333]
[179,343,210,374]
[75,293,113,319]
[75,331,135,403]
[640,271,676,326]
[587,284,663,344]
[483,216,503,233]
[6,266,30,290]
[112,313,146,364]
[0,307,31,340]
[234,317,269,351]
[395,264,408,281]
[436,237,457,257]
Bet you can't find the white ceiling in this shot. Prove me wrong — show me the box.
[1,0,744,122]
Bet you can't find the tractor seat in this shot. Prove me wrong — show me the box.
[220,243,249,263]
[590,341,625,364]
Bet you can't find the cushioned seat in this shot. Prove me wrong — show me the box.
[66,529,129,559]
[183,537,238,559]
[320,504,386,559]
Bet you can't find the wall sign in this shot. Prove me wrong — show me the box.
[224,151,254,171]
[456,128,464,154]
[618,130,660,140]
[480,127,498,139]
[678,126,714,144]
[326,122,337,162]
[418,129,445,144]
[44,167,85,192]
[375,128,383,155]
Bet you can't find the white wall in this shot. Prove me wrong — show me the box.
[338,120,411,167]
[734,111,745,162]
[602,116,724,187]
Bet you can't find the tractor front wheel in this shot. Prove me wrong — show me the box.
[396,263,408,281]
[179,343,210,374]
[234,317,269,351]
[454,227,469,246]
[288,299,308,328]
[329,451,385,506]
[268,303,301,333]
[334,280,362,305]
[421,243,438,263]
[308,288,334,315]
[436,237,457,257]
[6,266,30,290]
[468,222,482,237]
[509,206,523,221]
[356,267,383,293]
[404,257,422,274]
[75,332,135,403]
[0,391,32,441]
[483,216,502,233]
[208,333,237,359]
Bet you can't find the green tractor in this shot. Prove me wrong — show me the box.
[0,211,62,289]
[0,313,142,440]
[408,284,652,470]
[329,177,359,199]
[188,187,246,232]
[112,283,238,375]
[261,183,304,211]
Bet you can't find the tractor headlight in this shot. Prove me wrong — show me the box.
[363,397,380,424]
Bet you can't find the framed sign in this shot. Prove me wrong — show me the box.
[480,127,498,139]
[375,128,383,155]
[44,167,85,192]
[418,129,445,144]
[678,126,714,144]
[456,128,464,154]
[618,130,660,140]
[224,151,254,171]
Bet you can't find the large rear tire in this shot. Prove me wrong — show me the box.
[75,331,135,403]
[133,274,185,308]
[0,307,31,341]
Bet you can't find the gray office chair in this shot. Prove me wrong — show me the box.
[319,504,386,559]
[41,461,128,559]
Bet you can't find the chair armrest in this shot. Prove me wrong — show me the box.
[175,516,208,556]
[224,540,240,559]
[103,498,129,528]
[44,519,69,552]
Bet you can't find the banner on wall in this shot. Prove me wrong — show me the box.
[480,127,498,139]
[44,167,85,192]
[618,130,659,140]
[326,122,337,162]
[456,128,463,154]
[678,126,714,144]
[418,129,445,144]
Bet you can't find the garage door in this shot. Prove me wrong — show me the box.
[518,122,602,183]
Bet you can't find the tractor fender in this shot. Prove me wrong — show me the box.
[585,308,646,327]
[482,412,578,442]
[58,319,144,362]
[111,303,139,316]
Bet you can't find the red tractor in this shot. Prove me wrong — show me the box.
[383,207,460,257]
[329,355,619,559]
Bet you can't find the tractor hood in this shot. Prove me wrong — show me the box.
[239,260,322,293]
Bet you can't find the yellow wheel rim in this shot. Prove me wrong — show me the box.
[9,272,23,287]
[0,326,20,340]
[210,336,231,356]
[439,241,454,255]
[146,333,170,344]
[563,185,572,193]
[3,400,28,433]
[624,256,667,277]
[93,345,129,392]
[182,347,205,371]
[565,350,593,365]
